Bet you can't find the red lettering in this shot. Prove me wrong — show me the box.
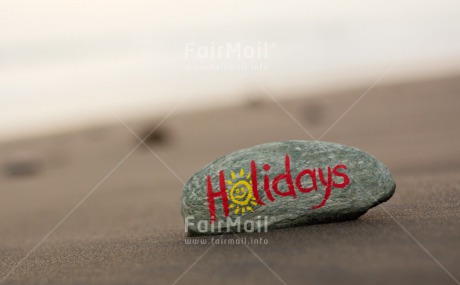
[206,155,350,219]
[206,171,229,223]
[295,168,317,193]
[312,167,332,210]
[272,154,296,198]
[251,160,265,205]
[332,164,350,188]
[264,173,275,201]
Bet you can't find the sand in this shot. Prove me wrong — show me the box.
[1,75,459,285]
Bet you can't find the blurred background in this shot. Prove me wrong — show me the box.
[1,0,460,141]
[1,1,460,285]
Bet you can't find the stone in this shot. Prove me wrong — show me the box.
[181,141,396,235]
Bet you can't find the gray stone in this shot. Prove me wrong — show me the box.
[181,141,395,235]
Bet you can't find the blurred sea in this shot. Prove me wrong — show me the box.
[1,0,460,141]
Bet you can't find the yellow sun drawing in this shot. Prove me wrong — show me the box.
[226,168,258,215]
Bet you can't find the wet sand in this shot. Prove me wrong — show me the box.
[1,75,460,284]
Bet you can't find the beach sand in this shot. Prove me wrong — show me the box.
[1,75,459,284]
